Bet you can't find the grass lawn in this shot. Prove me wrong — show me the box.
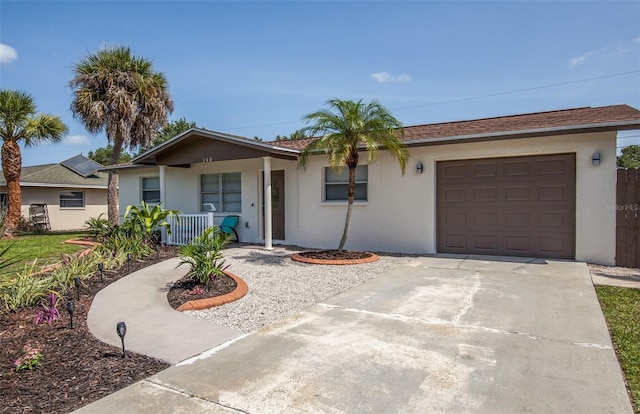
[596,286,640,411]
[0,232,88,278]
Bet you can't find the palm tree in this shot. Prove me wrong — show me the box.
[299,99,409,250]
[70,46,174,224]
[0,90,67,237]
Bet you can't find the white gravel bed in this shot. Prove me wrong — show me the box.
[184,246,417,333]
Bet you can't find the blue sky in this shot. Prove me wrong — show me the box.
[1,0,639,167]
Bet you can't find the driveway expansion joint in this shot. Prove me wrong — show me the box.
[318,303,613,350]
[145,380,249,413]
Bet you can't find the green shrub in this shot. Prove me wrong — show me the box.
[0,261,57,311]
[177,227,231,285]
[122,202,179,246]
[84,214,114,241]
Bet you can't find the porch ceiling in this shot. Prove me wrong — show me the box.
[134,129,299,166]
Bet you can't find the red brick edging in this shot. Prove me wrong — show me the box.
[176,271,248,311]
[291,252,380,265]
[32,239,100,275]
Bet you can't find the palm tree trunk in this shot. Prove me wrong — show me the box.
[107,141,123,225]
[1,141,22,237]
[338,166,357,250]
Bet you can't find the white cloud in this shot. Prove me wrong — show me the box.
[370,71,412,83]
[0,43,17,64]
[63,135,91,145]
[569,37,640,68]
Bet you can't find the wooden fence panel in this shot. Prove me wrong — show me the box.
[616,168,640,268]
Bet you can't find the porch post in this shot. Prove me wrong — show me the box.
[159,165,167,243]
[263,156,273,250]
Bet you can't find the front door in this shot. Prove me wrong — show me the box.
[264,170,285,240]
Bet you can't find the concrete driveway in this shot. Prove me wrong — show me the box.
[76,255,632,413]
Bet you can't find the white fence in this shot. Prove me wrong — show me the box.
[166,213,215,245]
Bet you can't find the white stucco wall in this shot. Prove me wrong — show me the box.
[0,187,107,231]
[289,131,617,265]
[117,130,617,265]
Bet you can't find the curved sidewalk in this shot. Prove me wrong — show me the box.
[87,258,243,364]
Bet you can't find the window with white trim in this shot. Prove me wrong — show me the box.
[0,193,7,208]
[59,191,84,208]
[201,172,241,212]
[324,165,368,201]
[142,177,160,204]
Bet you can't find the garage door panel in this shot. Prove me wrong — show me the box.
[444,188,466,203]
[537,185,566,201]
[437,154,575,259]
[474,235,498,251]
[504,236,530,252]
[473,187,498,202]
[505,186,531,201]
[504,160,531,177]
[474,163,498,178]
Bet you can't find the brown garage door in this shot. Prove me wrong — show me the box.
[437,154,576,259]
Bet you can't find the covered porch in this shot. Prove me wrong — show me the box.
[114,128,300,248]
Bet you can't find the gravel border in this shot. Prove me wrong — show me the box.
[185,246,418,333]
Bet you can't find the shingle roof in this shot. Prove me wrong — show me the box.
[0,155,108,188]
[271,104,640,150]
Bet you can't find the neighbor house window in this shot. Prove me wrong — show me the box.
[60,191,84,208]
[142,177,160,204]
[201,172,241,212]
[324,165,368,201]
[0,193,6,208]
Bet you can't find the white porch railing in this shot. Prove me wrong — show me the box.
[166,213,215,245]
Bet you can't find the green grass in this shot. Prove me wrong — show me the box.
[596,286,640,411]
[0,232,88,278]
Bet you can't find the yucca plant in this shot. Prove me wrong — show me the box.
[177,227,231,285]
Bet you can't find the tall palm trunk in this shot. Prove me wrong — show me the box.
[338,165,357,250]
[1,141,22,237]
[107,139,124,225]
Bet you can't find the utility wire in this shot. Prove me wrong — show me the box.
[222,70,640,132]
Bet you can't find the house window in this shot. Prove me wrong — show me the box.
[0,193,7,208]
[324,165,368,201]
[201,172,241,212]
[60,191,84,208]
[142,177,161,204]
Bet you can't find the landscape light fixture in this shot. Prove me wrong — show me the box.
[116,321,127,358]
[98,262,104,283]
[416,162,424,174]
[127,253,132,271]
[66,299,75,329]
[592,152,601,166]
[74,277,81,300]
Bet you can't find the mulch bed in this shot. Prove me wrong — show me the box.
[298,249,374,261]
[0,246,178,414]
[167,274,237,310]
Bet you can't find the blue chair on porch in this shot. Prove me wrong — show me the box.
[219,215,240,242]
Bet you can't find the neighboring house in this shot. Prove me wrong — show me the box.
[106,104,640,265]
[0,154,108,231]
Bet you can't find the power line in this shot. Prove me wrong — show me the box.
[391,70,640,111]
[221,70,640,132]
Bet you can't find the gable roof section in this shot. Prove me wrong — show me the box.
[274,104,640,149]
[133,128,300,166]
[0,155,108,188]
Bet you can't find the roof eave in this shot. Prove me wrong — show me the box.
[132,128,300,165]
[404,120,640,147]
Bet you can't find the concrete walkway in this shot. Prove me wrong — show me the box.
[78,255,632,413]
[86,258,243,364]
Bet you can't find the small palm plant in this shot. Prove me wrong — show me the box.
[123,201,179,246]
[177,227,231,285]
